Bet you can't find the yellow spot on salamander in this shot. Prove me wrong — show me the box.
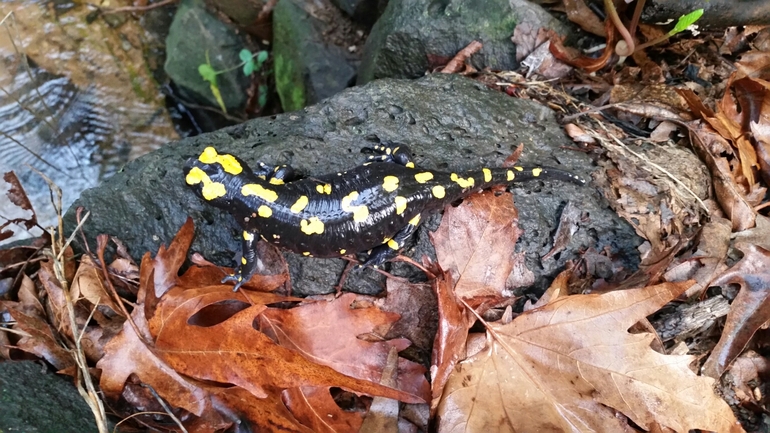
[198,147,218,164]
[386,147,392,155]
[198,147,243,175]
[243,231,254,241]
[354,206,369,223]
[341,191,371,222]
[242,184,278,202]
[393,147,400,153]
[269,177,285,185]
[339,249,346,255]
[257,205,272,218]
[507,170,515,181]
[432,185,446,199]
[303,252,311,256]
[483,168,492,183]
[514,166,524,171]
[405,162,415,168]
[450,173,474,188]
[316,183,332,194]
[532,168,543,177]
[202,182,226,200]
[241,257,247,265]
[382,175,400,192]
[383,236,391,243]
[300,217,325,235]
[290,195,308,213]
[394,196,407,215]
[414,172,434,183]
[185,167,206,185]
[408,214,421,226]
[387,239,399,250]
[186,167,228,200]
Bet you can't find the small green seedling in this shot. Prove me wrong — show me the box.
[198,49,269,113]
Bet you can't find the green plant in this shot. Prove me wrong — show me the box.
[198,49,269,113]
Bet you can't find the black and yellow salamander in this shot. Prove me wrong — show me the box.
[184,142,585,291]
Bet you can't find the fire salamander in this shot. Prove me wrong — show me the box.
[184,142,585,291]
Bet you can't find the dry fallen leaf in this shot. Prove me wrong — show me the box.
[435,281,742,433]
[703,244,770,378]
[430,191,522,306]
[256,293,429,398]
[430,269,474,413]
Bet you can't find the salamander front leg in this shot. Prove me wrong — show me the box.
[267,164,298,185]
[222,230,259,292]
[363,141,416,168]
[361,214,421,267]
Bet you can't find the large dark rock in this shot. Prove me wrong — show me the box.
[357,0,566,84]
[165,0,249,112]
[272,0,364,111]
[0,361,98,433]
[63,74,640,296]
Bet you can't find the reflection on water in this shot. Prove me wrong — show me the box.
[0,1,179,243]
[0,65,115,238]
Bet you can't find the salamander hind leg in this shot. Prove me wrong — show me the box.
[222,230,259,292]
[363,142,415,168]
[361,215,421,268]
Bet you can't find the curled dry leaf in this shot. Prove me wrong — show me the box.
[430,269,474,413]
[703,244,770,378]
[684,120,757,231]
[435,281,742,433]
[441,40,482,74]
[4,305,74,370]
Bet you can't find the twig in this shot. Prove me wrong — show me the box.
[144,385,188,433]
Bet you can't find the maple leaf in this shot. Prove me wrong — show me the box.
[435,281,742,433]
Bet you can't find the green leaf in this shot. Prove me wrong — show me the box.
[243,59,255,76]
[258,84,268,108]
[256,50,268,68]
[198,64,217,84]
[670,9,703,35]
[239,49,253,63]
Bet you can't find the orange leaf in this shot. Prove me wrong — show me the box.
[97,307,211,416]
[257,293,429,399]
[153,295,425,404]
[282,386,364,433]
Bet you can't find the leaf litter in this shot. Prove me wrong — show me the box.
[4,7,770,433]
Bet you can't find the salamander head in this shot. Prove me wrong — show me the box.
[183,147,249,208]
